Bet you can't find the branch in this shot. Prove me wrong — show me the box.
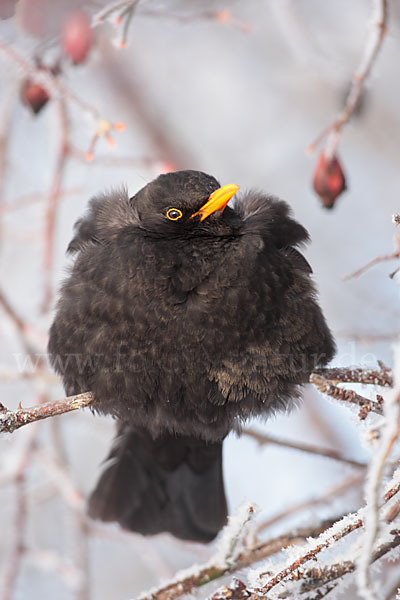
[258,514,365,593]
[0,41,125,164]
[357,351,400,600]
[253,474,400,595]
[212,533,400,600]
[138,521,334,600]
[343,250,400,281]
[1,364,392,434]
[94,2,252,40]
[310,373,384,417]
[344,220,400,282]
[0,392,93,434]
[0,288,40,362]
[301,535,400,595]
[242,428,366,468]
[0,41,100,119]
[256,472,365,534]
[0,188,83,215]
[314,366,393,387]
[308,0,388,156]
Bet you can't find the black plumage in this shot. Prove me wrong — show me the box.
[48,170,335,542]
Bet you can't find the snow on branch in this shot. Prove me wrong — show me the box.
[202,354,400,600]
[310,372,384,419]
[234,471,400,599]
[314,366,393,388]
[357,347,400,600]
[137,517,335,600]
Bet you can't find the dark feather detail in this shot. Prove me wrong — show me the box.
[234,191,310,249]
[88,426,227,542]
[67,188,137,254]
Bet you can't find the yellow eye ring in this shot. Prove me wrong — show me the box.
[166,208,183,221]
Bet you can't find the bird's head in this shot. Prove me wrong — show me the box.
[68,169,308,256]
[130,170,240,237]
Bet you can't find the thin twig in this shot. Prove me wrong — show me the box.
[139,8,252,33]
[119,0,140,47]
[0,288,28,334]
[68,145,160,168]
[0,288,40,362]
[94,0,138,23]
[344,251,400,281]
[308,0,388,156]
[0,41,100,119]
[243,428,366,468]
[336,331,400,343]
[94,3,252,34]
[256,473,365,534]
[0,188,82,215]
[25,549,82,590]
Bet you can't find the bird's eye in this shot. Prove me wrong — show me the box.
[166,208,183,221]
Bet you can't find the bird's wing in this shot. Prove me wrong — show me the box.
[283,246,313,274]
[205,192,335,409]
[233,191,310,251]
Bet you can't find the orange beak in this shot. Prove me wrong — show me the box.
[191,184,240,221]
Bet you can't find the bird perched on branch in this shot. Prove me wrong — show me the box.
[48,170,335,542]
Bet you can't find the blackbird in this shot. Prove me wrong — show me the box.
[48,170,335,543]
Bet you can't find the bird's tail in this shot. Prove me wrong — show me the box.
[88,425,227,543]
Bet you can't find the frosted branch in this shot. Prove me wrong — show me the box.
[248,471,400,596]
[314,366,393,387]
[137,521,333,600]
[310,372,384,417]
[357,348,400,600]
